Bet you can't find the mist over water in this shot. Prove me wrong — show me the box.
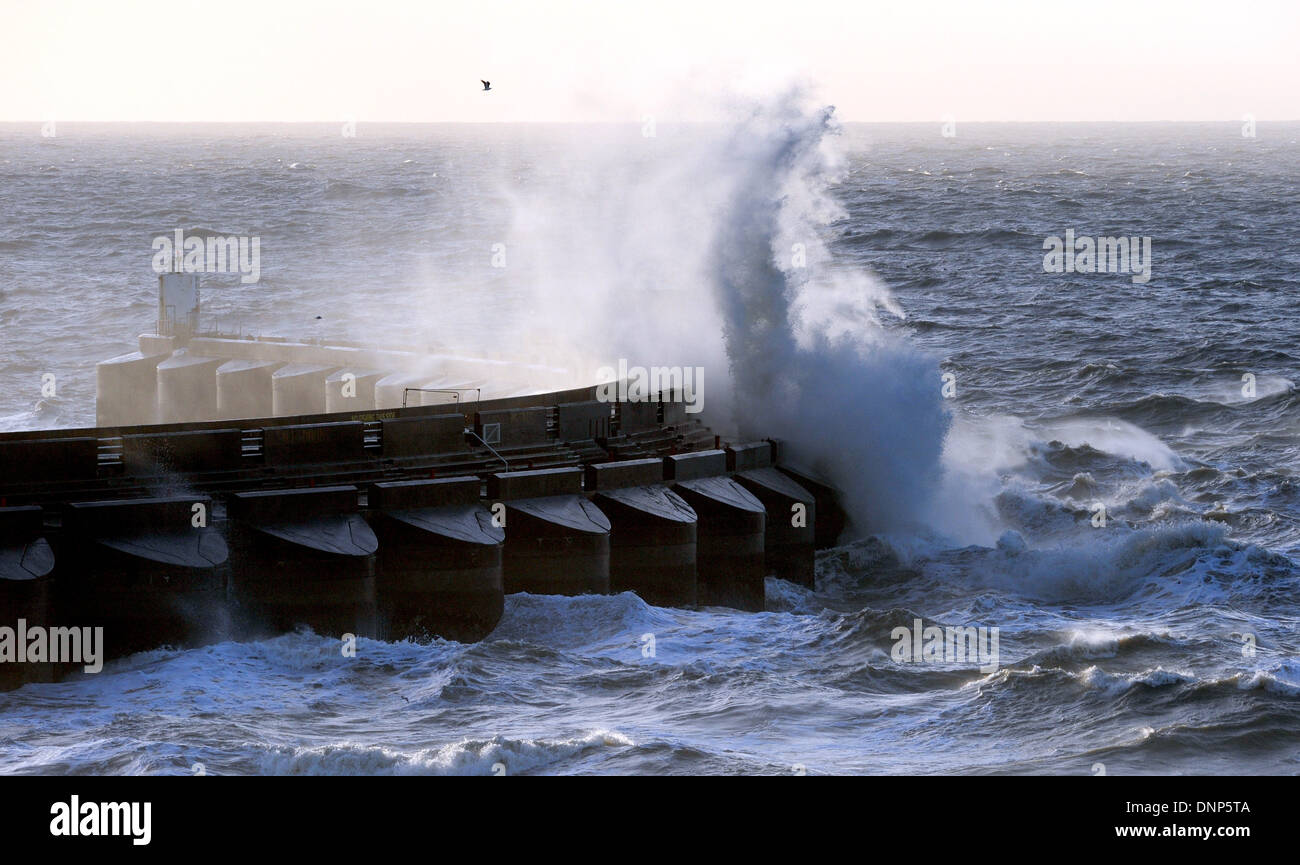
[2,112,1300,774]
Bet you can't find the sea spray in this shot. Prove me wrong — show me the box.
[704,96,950,536]
[494,93,952,537]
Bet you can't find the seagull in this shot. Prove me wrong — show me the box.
[481,80,491,91]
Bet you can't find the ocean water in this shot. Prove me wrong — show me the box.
[2,114,1299,774]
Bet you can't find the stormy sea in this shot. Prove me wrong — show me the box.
[1,108,1298,774]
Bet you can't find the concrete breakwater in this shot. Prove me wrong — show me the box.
[95,332,584,426]
[1,380,841,690]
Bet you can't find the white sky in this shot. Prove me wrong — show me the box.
[2,0,1297,122]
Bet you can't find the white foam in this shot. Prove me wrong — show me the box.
[256,730,635,776]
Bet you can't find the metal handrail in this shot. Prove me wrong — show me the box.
[465,428,509,471]
[401,387,483,408]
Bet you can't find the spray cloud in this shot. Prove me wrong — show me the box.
[494,89,951,537]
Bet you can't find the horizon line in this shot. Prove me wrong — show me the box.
[5,118,1299,126]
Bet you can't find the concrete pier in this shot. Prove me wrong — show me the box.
[216,359,283,420]
[588,458,698,607]
[666,450,767,611]
[97,321,585,428]
[368,477,504,642]
[490,467,611,596]
[227,485,377,637]
[10,323,843,667]
[730,442,816,588]
[60,496,229,659]
[0,506,56,689]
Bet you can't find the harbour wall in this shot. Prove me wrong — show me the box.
[1,385,840,688]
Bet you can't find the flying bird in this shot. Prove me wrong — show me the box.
[481,80,491,91]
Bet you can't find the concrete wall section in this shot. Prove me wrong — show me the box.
[227,486,377,637]
[584,458,663,491]
[592,485,697,607]
[261,421,367,465]
[500,495,610,596]
[122,428,244,476]
[476,407,549,449]
[96,351,167,427]
[326,369,385,413]
[156,353,225,424]
[0,506,56,688]
[216,359,283,420]
[727,441,774,472]
[557,400,611,441]
[672,475,766,611]
[368,478,503,642]
[380,414,466,459]
[0,437,99,484]
[733,467,816,588]
[272,364,339,417]
[663,449,727,482]
[59,496,229,659]
[487,467,582,500]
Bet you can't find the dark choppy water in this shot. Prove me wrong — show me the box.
[1,118,1298,774]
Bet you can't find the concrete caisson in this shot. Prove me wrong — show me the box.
[368,477,504,642]
[96,351,168,427]
[60,496,230,660]
[666,450,766,611]
[587,458,698,607]
[326,369,385,413]
[374,372,431,410]
[216,359,283,420]
[271,364,339,417]
[490,467,610,596]
[729,442,816,588]
[776,464,846,550]
[156,353,225,424]
[476,407,549,448]
[227,485,377,637]
[0,506,57,689]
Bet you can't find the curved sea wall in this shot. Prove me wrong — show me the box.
[0,339,841,689]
